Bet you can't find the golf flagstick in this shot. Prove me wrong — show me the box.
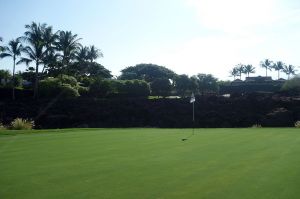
[182,93,195,141]
[192,97,195,135]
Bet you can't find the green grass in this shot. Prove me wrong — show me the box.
[1,128,300,199]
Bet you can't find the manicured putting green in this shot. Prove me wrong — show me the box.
[1,128,300,199]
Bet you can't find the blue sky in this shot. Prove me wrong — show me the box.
[1,0,300,80]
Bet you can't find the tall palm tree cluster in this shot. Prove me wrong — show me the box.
[0,22,105,99]
[230,63,256,80]
[0,38,23,100]
[230,59,297,80]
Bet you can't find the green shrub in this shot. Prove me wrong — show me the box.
[60,84,80,98]
[9,118,34,130]
[88,79,150,98]
[150,78,171,97]
[131,80,150,97]
[295,121,300,128]
[60,75,78,87]
[78,86,89,96]
[80,76,94,87]
[0,69,11,87]
[39,78,61,97]
[89,79,113,97]
[39,78,79,98]
[117,80,150,97]
[0,123,6,130]
[281,77,300,93]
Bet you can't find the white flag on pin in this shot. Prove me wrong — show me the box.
[190,92,195,103]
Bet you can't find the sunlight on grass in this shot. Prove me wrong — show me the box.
[1,128,300,199]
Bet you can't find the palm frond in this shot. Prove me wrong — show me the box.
[0,52,13,58]
[17,57,32,66]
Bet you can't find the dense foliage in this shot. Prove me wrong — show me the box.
[281,76,300,94]
[119,63,176,82]
[0,22,111,100]
[39,77,80,98]
[89,79,150,98]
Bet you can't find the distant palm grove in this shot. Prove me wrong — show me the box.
[0,22,299,101]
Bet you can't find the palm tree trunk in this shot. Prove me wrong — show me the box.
[278,70,280,80]
[60,64,64,85]
[60,58,66,85]
[12,57,16,100]
[34,61,39,99]
[41,65,45,74]
[266,67,267,77]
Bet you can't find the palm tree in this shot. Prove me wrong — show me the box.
[87,45,103,62]
[18,22,48,99]
[41,26,59,75]
[244,64,255,77]
[42,50,60,76]
[273,61,285,79]
[236,64,245,80]
[76,46,89,63]
[0,38,23,100]
[56,31,81,75]
[283,65,297,80]
[260,59,273,77]
[229,67,239,80]
[66,45,90,77]
[73,45,103,77]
